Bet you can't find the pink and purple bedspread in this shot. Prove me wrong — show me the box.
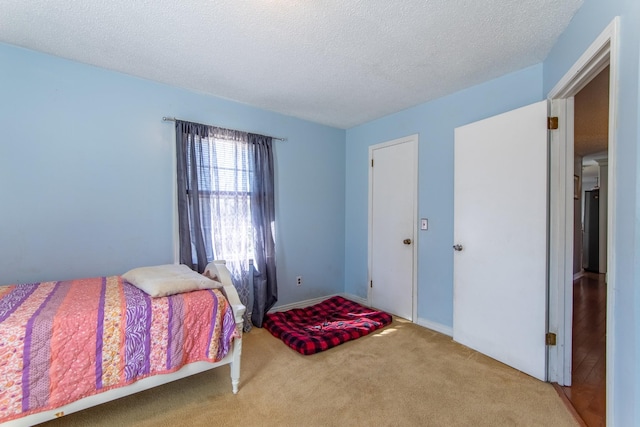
[0,276,238,424]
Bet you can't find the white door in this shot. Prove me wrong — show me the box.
[369,135,417,320]
[453,101,548,381]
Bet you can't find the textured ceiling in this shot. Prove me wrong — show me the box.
[0,0,583,129]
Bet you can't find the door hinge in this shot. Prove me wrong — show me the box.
[545,332,557,346]
[371,159,374,167]
[547,116,559,130]
[370,280,373,288]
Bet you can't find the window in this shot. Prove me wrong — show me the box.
[187,136,255,265]
[176,120,277,328]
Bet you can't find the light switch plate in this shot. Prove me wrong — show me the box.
[421,218,428,230]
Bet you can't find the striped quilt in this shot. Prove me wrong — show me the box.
[0,276,238,424]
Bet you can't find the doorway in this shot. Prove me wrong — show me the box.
[561,65,609,426]
[547,17,618,427]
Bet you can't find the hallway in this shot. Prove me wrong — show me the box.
[560,272,607,426]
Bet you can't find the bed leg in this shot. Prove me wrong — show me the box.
[230,335,242,394]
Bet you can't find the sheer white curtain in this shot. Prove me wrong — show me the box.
[207,129,253,326]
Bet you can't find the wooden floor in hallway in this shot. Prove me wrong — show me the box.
[559,272,606,427]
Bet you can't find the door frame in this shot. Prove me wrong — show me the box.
[547,17,619,424]
[367,134,419,321]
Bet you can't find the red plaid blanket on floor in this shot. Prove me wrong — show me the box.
[263,296,392,355]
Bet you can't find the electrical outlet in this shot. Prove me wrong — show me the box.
[296,276,302,286]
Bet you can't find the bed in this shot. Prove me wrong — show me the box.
[0,260,245,426]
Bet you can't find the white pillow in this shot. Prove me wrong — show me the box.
[122,264,223,298]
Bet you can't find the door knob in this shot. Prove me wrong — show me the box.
[403,239,412,245]
[453,244,463,251]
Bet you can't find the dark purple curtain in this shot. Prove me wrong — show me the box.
[248,133,278,327]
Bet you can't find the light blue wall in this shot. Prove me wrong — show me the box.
[543,0,640,424]
[345,64,543,328]
[0,42,346,307]
[3,1,639,419]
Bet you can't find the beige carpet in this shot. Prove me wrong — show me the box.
[41,318,577,426]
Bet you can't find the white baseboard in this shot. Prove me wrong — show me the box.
[341,293,368,306]
[268,295,339,312]
[416,317,453,337]
[268,293,370,313]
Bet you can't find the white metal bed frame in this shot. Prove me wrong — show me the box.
[3,260,245,427]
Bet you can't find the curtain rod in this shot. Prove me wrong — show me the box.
[162,116,287,141]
